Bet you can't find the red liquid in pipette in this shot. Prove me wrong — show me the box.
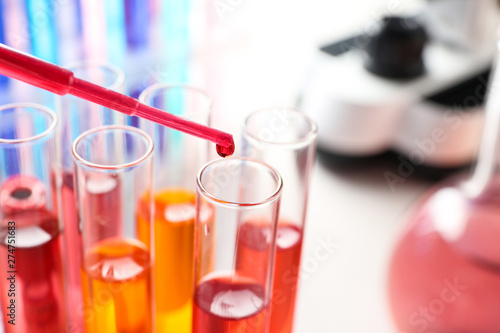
[0,44,235,156]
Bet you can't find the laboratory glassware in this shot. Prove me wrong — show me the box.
[137,84,212,333]
[193,158,283,333]
[0,103,66,333]
[56,61,125,331]
[241,107,317,333]
[72,125,154,332]
[387,38,500,332]
[0,43,235,155]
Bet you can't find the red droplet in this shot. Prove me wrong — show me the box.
[216,140,235,158]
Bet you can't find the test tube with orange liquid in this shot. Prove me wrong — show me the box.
[136,85,213,332]
[72,125,154,332]
[55,62,126,331]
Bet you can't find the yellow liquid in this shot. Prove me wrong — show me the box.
[81,237,152,333]
[137,189,198,333]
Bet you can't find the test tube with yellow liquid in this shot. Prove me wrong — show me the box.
[137,85,213,333]
[73,125,155,332]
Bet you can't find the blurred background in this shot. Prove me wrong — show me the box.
[1,0,500,331]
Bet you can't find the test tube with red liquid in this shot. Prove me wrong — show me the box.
[193,158,283,333]
[72,125,154,332]
[55,61,126,331]
[241,108,317,333]
[0,103,67,333]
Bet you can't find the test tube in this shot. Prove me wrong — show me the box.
[0,103,66,333]
[55,61,125,330]
[72,125,154,333]
[193,158,283,333]
[137,84,212,333]
[241,108,317,333]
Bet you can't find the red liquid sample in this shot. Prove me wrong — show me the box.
[0,175,67,333]
[388,186,500,333]
[236,222,303,333]
[216,140,235,158]
[193,277,268,333]
[59,171,84,331]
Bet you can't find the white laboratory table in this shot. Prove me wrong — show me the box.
[294,158,431,332]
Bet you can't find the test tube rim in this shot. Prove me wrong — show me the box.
[196,157,283,208]
[138,83,214,120]
[243,107,318,148]
[63,60,126,92]
[72,124,154,170]
[0,102,57,144]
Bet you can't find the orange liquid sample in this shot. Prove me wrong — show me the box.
[81,237,152,333]
[137,189,202,333]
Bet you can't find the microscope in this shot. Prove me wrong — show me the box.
[302,0,500,174]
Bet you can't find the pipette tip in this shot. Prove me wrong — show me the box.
[216,140,235,158]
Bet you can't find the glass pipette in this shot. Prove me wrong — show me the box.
[0,43,235,157]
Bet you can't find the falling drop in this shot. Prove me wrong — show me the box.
[216,140,235,158]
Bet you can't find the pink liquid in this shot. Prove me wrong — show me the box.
[80,173,123,247]
[388,186,500,333]
[236,222,303,333]
[59,171,84,331]
[193,277,268,333]
[0,176,67,333]
[270,225,303,333]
